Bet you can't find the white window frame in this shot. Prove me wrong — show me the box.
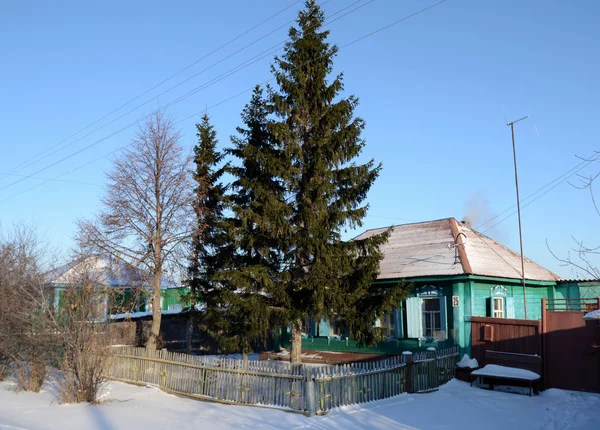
[406,286,448,340]
[493,296,505,318]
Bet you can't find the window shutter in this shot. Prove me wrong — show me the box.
[486,297,493,317]
[439,296,447,339]
[406,297,422,338]
[318,319,330,337]
[394,307,403,338]
[506,297,515,319]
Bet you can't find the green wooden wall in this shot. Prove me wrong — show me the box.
[277,331,455,355]
[555,282,600,300]
[470,281,553,320]
[161,287,188,310]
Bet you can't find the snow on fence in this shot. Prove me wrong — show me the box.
[108,346,459,416]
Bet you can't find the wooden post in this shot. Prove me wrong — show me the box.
[305,378,316,417]
[541,298,547,388]
[403,351,414,394]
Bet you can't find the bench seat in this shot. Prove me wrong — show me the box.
[472,364,540,381]
[472,351,543,396]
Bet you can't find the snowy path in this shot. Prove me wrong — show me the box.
[0,379,598,430]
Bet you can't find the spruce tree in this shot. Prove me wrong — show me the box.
[186,113,226,354]
[267,0,410,362]
[211,86,289,360]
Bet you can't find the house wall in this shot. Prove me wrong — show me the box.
[161,287,188,311]
[471,281,552,321]
[555,282,600,300]
[275,278,600,357]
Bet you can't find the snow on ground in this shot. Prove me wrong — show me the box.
[0,378,599,430]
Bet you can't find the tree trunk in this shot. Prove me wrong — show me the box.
[186,309,194,354]
[146,267,162,350]
[290,319,303,364]
[242,351,249,365]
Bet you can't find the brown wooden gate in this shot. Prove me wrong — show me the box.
[470,316,541,367]
[542,298,600,393]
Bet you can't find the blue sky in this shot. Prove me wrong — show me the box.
[1,0,599,277]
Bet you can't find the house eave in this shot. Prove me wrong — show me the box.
[374,274,558,287]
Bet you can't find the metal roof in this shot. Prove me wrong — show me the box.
[354,218,561,282]
[45,255,180,289]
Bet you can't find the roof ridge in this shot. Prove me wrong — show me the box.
[449,218,472,274]
[356,217,455,236]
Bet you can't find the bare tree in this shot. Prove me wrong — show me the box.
[52,256,118,404]
[548,153,600,280]
[0,224,55,391]
[78,110,192,350]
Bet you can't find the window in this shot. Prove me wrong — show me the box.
[493,297,505,318]
[91,296,108,322]
[490,286,513,319]
[330,319,346,337]
[375,312,395,338]
[168,304,183,311]
[422,298,441,338]
[300,316,311,335]
[406,287,447,340]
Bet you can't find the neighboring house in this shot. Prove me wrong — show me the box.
[45,255,187,321]
[280,218,600,356]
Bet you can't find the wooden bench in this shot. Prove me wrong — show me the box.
[471,350,542,396]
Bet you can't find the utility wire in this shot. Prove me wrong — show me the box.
[0,0,304,182]
[0,172,100,187]
[0,0,368,193]
[476,155,600,233]
[0,0,448,202]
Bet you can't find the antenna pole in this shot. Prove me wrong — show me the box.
[507,116,528,320]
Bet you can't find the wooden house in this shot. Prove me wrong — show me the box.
[280,218,600,356]
[45,255,187,321]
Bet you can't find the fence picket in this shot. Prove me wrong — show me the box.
[108,346,458,415]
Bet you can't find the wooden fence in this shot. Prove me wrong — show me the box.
[108,346,459,416]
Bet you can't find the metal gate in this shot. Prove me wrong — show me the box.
[542,298,600,393]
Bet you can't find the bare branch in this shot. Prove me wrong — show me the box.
[76,109,192,350]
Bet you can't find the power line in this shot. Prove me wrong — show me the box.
[475,157,593,230]
[0,0,448,203]
[0,0,368,193]
[0,0,304,183]
[476,155,600,234]
[178,0,442,123]
[0,172,101,187]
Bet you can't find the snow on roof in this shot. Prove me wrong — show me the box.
[109,304,203,320]
[110,309,183,320]
[45,255,180,289]
[583,309,600,320]
[354,218,561,282]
